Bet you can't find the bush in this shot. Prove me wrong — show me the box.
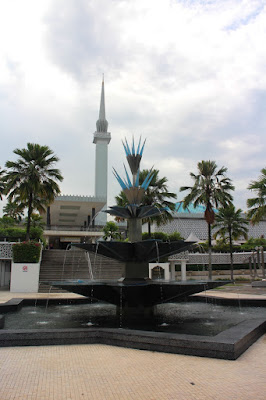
[168,232,184,241]
[153,232,168,241]
[12,241,42,263]
[142,232,151,240]
[142,231,183,242]
[240,237,266,251]
[0,226,44,242]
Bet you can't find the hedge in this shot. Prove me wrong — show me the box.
[142,231,184,241]
[12,241,42,263]
[0,227,43,242]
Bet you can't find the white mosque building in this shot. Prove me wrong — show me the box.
[43,79,111,248]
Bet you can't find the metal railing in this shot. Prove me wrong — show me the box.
[44,225,103,232]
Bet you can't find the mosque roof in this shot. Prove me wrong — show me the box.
[174,201,218,214]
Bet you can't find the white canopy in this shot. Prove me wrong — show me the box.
[185,232,201,243]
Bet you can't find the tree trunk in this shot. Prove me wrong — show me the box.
[26,193,33,241]
[229,228,234,281]
[208,223,212,280]
[261,247,265,278]
[148,220,151,238]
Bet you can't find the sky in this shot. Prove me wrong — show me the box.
[0,0,266,216]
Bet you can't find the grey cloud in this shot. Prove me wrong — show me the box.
[44,0,125,81]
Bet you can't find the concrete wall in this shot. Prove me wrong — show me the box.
[10,262,41,293]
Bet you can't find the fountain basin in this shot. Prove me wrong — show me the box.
[1,297,266,359]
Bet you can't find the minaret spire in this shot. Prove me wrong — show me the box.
[96,76,108,133]
[93,77,111,226]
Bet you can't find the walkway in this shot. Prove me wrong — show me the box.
[0,283,266,399]
[0,338,265,400]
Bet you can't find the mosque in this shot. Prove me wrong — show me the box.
[43,80,265,248]
[43,79,111,248]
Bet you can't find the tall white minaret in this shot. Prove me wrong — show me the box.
[93,77,111,225]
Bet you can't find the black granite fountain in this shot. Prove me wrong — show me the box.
[49,137,225,323]
[1,138,265,359]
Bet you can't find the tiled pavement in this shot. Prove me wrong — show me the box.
[0,338,265,400]
[0,285,266,399]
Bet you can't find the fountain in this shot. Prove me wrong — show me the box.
[1,138,265,360]
[49,137,226,323]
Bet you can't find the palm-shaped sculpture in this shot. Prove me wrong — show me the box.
[107,138,169,241]
[213,205,248,280]
[247,168,266,224]
[116,169,176,236]
[180,160,234,280]
[4,143,63,240]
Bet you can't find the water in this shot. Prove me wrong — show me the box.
[4,302,266,336]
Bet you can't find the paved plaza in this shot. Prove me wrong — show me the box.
[0,338,265,400]
[0,284,266,399]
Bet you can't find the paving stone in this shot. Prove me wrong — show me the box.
[0,337,265,400]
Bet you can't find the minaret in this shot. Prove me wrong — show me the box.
[93,77,111,224]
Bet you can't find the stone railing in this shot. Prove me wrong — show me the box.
[169,251,265,265]
[0,242,15,260]
[45,225,103,232]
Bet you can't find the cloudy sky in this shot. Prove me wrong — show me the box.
[0,0,266,215]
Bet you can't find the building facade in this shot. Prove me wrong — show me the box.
[42,79,111,248]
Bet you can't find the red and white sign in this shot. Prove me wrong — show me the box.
[22,265,28,272]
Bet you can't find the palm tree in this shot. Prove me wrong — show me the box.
[0,167,5,200]
[213,205,248,280]
[103,221,121,241]
[180,160,234,280]
[115,169,177,236]
[247,168,266,224]
[3,200,24,223]
[4,143,63,240]
[24,213,45,229]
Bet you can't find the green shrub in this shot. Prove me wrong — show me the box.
[240,237,266,251]
[168,232,184,241]
[153,232,168,241]
[0,226,44,242]
[29,227,44,241]
[142,232,150,240]
[142,231,183,242]
[0,227,26,240]
[12,241,42,263]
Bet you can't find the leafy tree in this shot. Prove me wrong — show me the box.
[247,168,266,224]
[180,160,234,280]
[3,200,24,223]
[0,216,16,228]
[116,169,177,237]
[103,221,121,241]
[213,205,248,280]
[4,143,63,240]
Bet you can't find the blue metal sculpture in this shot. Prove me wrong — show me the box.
[106,138,164,238]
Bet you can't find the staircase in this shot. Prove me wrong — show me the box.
[39,249,125,293]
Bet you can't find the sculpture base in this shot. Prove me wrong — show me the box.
[124,261,149,280]
[117,303,154,325]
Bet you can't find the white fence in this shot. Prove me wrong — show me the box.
[170,251,265,265]
[0,242,15,260]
